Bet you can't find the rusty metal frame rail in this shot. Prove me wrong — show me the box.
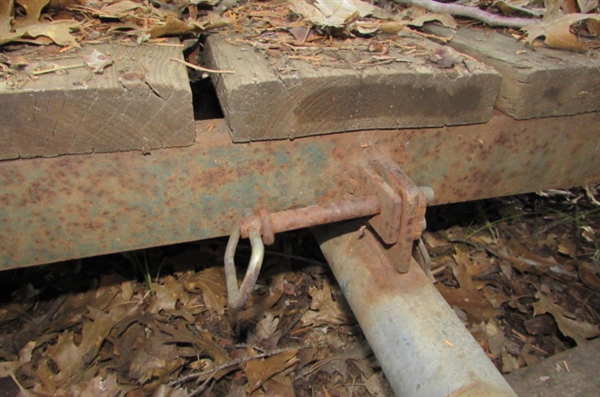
[1,111,599,270]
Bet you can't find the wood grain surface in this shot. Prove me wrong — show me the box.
[427,26,600,120]
[0,42,195,159]
[204,34,501,141]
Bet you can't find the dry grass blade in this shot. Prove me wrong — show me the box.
[169,346,302,386]
[169,57,235,74]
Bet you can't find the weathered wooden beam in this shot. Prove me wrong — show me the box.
[427,25,600,119]
[0,42,195,160]
[506,338,600,396]
[204,34,501,141]
[1,111,598,270]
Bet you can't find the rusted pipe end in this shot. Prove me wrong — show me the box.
[419,186,435,204]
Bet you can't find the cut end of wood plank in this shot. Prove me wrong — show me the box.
[204,34,502,141]
[0,42,195,160]
[427,25,600,120]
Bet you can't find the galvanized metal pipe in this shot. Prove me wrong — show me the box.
[313,220,517,397]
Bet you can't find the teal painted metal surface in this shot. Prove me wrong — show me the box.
[1,111,599,269]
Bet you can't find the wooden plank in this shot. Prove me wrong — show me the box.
[0,43,195,160]
[427,25,600,119]
[505,338,600,397]
[204,34,501,141]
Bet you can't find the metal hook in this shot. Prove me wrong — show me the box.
[224,217,265,310]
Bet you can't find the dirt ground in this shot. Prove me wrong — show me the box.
[0,186,599,396]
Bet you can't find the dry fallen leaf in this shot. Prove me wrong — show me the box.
[501,350,521,373]
[12,0,50,29]
[261,371,296,396]
[244,349,298,394]
[14,20,81,47]
[69,373,121,397]
[149,16,197,38]
[148,275,190,314]
[364,372,392,396]
[301,279,353,327]
[524,12,600,51]
[252,312,280,342]
[183,266,228,314]
[290,0,374,28]
[409,12,457,29]
[44,305,139,388]
[0,0,13,35]
[102,0,143,15]
[533,293,600,345]
[577,0,599,13]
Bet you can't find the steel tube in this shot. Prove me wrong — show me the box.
[271,195,381,232]
[240,195,381,239]
[313,220,517,397]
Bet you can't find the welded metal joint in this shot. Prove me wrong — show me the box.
[224,210,265,310]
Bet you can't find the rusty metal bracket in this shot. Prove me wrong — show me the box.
[361,160,431,272]
[234,159,432,271]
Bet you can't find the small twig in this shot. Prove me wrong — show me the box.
[151,42,184,47]
[531,343,550,356]
[431,263,447,276]
[416,237,434,282]
[169,346,300,386]
[349,375,357,397]
[187,377,213,397]
[31,63,85,76]
[447,382,477,397]
[169,58,235,74]
[448,239,502,259]
[394,0,540,28]
[534,216,571,236]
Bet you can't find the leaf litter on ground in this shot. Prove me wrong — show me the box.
[1,0,597,57]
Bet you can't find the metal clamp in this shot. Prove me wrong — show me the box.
[224,160,433,306]
[361,160,430,272]
[224,210,265,310]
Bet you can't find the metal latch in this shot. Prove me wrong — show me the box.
[224,159,433,309]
